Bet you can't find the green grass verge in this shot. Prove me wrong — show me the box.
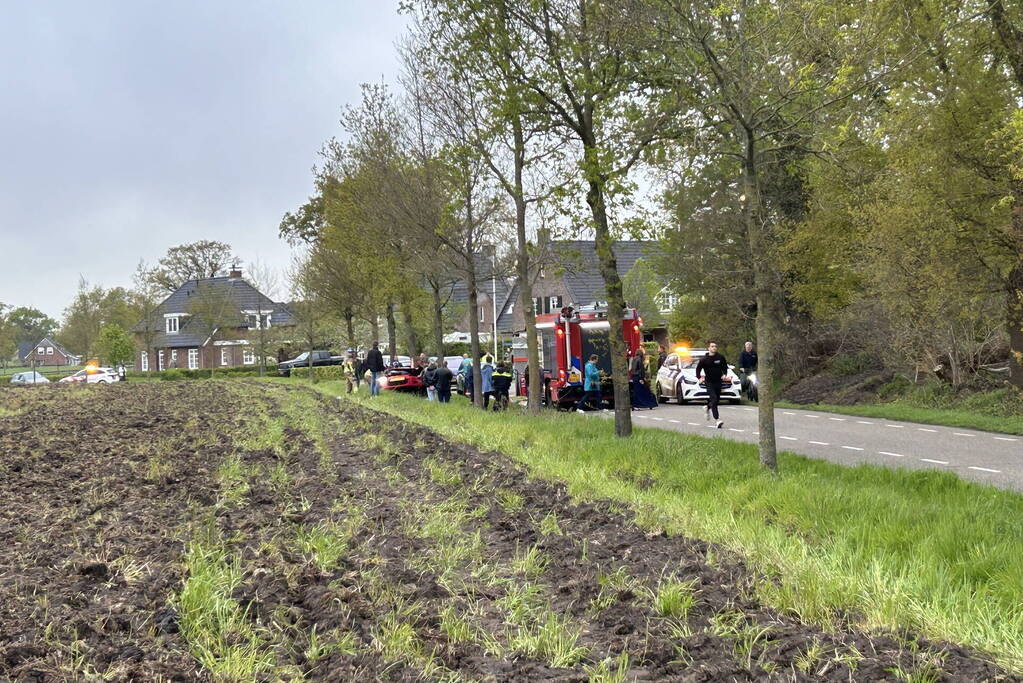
[776,400,1023,435]
[304,380,1023,671]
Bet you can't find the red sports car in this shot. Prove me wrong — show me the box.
[377,366,425,393]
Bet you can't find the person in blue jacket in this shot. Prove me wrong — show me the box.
[575,354,603,413]
[481,354,495,408]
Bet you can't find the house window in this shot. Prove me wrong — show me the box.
[242,349,255,365]
[657,287,679,313]
[46,347,54,355]
[188,348,199,370]
[247,313,272,329]
[221,348,230,366]
[37,346,44,354]
[532,297,543,315]
[479,306,486,322]
[141,352,149,372]
[158,351,164,371]
[166,316,179,334]
[547,296,562,312]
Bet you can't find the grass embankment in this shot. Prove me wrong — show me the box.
[782,380,1023,435]
[777,400,1023,435]
[309,382,1023,671]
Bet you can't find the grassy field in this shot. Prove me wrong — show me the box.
[308,382,1023,671]
[13,380,1006,679]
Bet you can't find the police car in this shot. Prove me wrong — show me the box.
[655,347,742,405]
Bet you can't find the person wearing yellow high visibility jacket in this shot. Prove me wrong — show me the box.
[491,361,513,411]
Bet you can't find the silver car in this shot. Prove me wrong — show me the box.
[10,371,50,385]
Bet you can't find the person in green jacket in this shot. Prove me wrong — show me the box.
[575,354,603,413]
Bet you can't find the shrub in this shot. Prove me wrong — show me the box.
[161,369,184,381]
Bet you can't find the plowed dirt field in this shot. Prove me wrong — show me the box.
[0,382,1013,681]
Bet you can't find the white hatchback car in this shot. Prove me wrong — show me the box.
[59,367,119,384]
[655,349,742,404]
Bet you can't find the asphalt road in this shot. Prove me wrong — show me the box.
[604,403,1023,492]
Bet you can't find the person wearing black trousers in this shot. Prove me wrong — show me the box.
[696,342,729,429]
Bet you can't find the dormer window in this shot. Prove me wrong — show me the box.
[247,313,271,329]
[166,316,179,334]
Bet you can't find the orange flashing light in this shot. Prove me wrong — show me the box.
[556,328,564,336]
[675,346,689,355]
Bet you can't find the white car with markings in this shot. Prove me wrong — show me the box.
[655,348,742,405]
[58,367,119,384]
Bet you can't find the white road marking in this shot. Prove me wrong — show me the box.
[804,415,820,419]
[783,411,796,415]
[651,417,664,421]
[920,458,949,465]
[743,407,756,412]
[669,419,680,424]
[841,446,864,451]
[636,415,649,419]
[885,424,904,429]
[808,441,830,446]
[752,431,759,435]
[879,451,905,457]
[856,420,874,424]
[969,466,1002,473]
[828,417,846,422]
[953,432,975,437]
[728,428,745,433]
[688,422,700,426]
[780,436,798,441]
[994,437,1018,442]
[917,428,937,433]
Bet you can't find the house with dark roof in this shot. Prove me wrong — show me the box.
[445,253,516,344]
[23,337,81,366]
[132,268,294,371]
[496,240,669,340]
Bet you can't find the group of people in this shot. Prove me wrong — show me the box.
[447,354,514,410]
[345,338,760,427]
[574,346,660,413]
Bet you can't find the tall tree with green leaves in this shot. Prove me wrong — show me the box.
[649,0,905,468]
[95,324,135,366]
[146,240,238,293]
[405,0,566,412]
[5,306,58,349]
[493,0,679,435]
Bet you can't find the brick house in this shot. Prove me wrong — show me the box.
[132,270,294,372]
[23,337,81,366]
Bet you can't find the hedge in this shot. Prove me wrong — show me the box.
[290,365,346,382]
[127,365,272,381]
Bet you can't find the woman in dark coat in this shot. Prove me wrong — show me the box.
[629,348,659,409]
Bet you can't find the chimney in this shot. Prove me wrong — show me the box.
[228,265,242,279]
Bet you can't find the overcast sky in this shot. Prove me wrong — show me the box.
[0,1,407,319]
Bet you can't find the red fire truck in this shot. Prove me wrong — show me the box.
[533,304,644,410]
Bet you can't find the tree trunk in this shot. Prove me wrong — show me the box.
[344,308,356,350]
[511,118,542,414]
[584,159,632,437]
[1007,258,1023,390]
[431,280,446,360]
[370,313,380,346]
[745,141,779,471]
[385,302,397,360]
[400,299,421,358]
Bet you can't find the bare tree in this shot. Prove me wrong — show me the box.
[146,240,238,293]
